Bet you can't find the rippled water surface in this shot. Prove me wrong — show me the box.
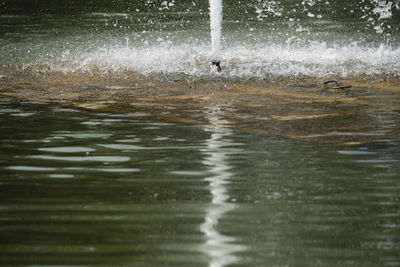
[1,1,400,265]
[0,97,399,266]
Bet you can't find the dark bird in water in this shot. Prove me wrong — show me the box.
[212,60,222,72]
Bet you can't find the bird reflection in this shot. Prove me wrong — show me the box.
[200,106,244,267]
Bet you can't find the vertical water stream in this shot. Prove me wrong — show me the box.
[209,0,223,57]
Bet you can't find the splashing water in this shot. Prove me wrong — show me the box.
[0,0,399,81]
[255,0,283,20]
[370,0,395,34]
[23,42,399,80]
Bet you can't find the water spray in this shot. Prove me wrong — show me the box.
[209,0,223,72]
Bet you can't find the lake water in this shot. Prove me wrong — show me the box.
[1,97,399,266]
[1,0,400,266]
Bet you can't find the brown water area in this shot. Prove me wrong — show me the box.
[1,67,400,144]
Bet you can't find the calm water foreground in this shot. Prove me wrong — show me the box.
[0,96,399,266]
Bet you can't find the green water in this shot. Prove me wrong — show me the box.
[1,0,400,266]
[0,97,399,266]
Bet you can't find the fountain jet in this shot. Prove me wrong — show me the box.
[209,0,223,71]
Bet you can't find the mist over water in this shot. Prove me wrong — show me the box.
[1,0,399,80]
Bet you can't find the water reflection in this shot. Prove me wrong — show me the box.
[200,107,244,267]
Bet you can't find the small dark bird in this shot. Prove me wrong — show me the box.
[211,60,222,72]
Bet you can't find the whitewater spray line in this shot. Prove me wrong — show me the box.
[209,0,223,72]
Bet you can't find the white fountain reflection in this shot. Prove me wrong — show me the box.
[200,106,245,267]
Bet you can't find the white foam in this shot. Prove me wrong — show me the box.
[41,41,400,79]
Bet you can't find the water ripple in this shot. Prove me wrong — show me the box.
[6,166,57,171]
[28,155,131,162]
[38,147,96,153]
[337,150,377,155]
[54,133,113,139]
